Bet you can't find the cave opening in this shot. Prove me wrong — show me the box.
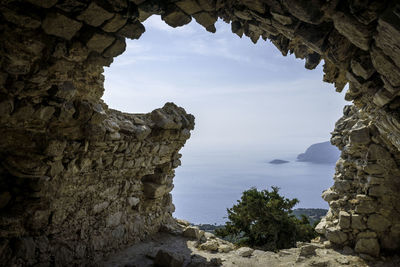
[1,1,400,265]
[103,15,347,225]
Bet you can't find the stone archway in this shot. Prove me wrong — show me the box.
[0,0,400,265]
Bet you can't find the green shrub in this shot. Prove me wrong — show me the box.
[215,186,317,251]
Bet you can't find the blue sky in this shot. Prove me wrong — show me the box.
[103,15,348,154]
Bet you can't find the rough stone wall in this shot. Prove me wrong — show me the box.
[0,1,195,264]
[1,0,400,265]
[0,98,194,265]
[318,105,400,257]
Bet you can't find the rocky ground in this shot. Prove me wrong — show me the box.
[100,220,400,267]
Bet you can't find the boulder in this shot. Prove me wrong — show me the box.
[299,244,320,257]
[218,244,233,253]
[183,226,201,240]
[199,240,219,252]
[236,247,254,257]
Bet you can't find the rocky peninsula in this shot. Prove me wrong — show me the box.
[297,141,340,164]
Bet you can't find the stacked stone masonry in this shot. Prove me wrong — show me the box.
[0,0,400,265]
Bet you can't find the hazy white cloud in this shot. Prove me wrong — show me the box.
[125,41,147,53]
[186,37,252,62]
[111,54,184,67]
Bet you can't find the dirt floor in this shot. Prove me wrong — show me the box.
[99,222,400,267]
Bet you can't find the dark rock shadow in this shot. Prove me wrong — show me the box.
[99,232,220,267]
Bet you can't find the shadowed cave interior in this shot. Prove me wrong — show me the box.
[1,0,400,265]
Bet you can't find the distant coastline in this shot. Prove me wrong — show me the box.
[195,208,328,232]
[297,141,340,164]
[267,141,340,165]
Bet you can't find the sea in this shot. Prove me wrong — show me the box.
[172,147,336,225]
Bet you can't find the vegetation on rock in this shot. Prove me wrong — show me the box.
[215,187,318,251]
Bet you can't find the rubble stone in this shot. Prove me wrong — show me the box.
[355,238,380,257]
[162,7,192,27]
[236,247,254,257]
[77,2,113,27]
[118,21,146,40]
[86,33,115,53]
[42,13,82,40]
[199,240,219,252]
[183,226,201,240]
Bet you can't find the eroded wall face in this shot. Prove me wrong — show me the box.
[0,1,195,264]
[0,0,400,265]
[1,102,194,265]
[320,106,400,257]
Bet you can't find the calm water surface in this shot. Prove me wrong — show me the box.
[172,148,335,225]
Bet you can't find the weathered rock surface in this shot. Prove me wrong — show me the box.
[100,220,400,267]
[236,247,254,257]
[1,0,400,265]
[318,105,400,257]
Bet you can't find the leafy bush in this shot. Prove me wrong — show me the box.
[215,186,318,251]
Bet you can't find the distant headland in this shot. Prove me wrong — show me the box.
[297,141,340,164]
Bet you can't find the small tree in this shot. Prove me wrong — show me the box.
[215,187,317,251]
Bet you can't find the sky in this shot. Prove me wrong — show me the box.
[103,15,349,155]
